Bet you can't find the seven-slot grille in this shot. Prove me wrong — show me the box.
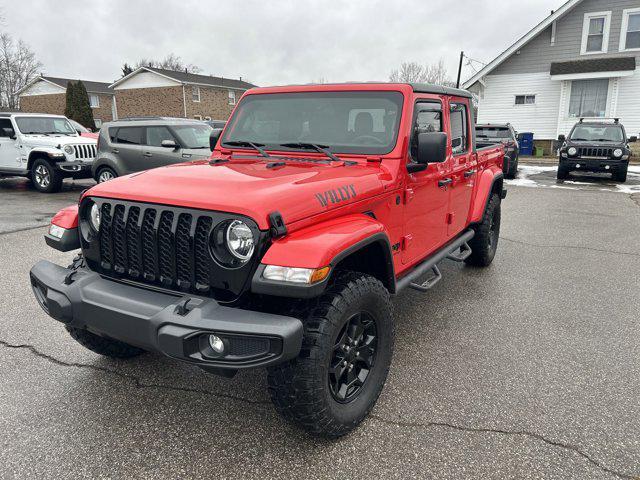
[97,202,214,294]
[577,147,613,158]
[73,144,97,160]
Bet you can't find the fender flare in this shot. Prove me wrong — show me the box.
[469,171,504,224]
[27,148,62,170]
[252,214,395,298]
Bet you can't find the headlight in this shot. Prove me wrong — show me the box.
[225,220,254,261]
[64,145,74,155]
[567,147,577,156]
[89,202,101,231]
[613,148,623,158]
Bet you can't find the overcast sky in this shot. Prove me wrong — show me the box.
[1,0,560,86]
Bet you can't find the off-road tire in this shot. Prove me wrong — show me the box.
[613,167,628,183]
[95,166,117,183]
[63,254,144,359]
[31,158,63,193]
[465,193,501,267]
[267,271,394,438]
[556,164,570,180]
[505,156,518,179]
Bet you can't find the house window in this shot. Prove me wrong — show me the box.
[192,86,200,102]
[89,94,100,108]
[228,90,236,105]
[580,12,611,54]
[568,79,609,118]
[515,95,536,105]
[620,8,640,51]
[194,115,202,121]
[94,119,102,128]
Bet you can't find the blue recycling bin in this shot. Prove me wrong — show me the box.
[519,132,534,156]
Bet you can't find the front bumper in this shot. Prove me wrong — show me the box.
[56,161,93,178]
[29,260,303,371]
[560,158,628,173]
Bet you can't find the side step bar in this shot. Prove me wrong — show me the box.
[396,229,475,293]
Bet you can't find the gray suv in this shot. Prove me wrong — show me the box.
[92,117,214,183]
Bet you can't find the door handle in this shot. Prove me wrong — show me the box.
[438,178,453,188]
[464,170,476,178]
[143,152,152,157]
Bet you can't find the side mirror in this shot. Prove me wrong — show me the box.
[557,134,566,143]
[3,127,16,139]
[629,136,637,143]
[161,139,178,149]
[209,129,222,151]
[417,132,447,164]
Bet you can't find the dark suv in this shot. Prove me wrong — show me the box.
[92,118,214,183]
[475,123,519,179]
[557,119,636,182]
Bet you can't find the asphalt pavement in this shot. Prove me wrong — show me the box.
[1,171,639,479]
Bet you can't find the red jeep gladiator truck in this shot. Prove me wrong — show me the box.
[30,83,506,437]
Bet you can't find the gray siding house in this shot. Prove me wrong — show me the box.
[464,0,640,151]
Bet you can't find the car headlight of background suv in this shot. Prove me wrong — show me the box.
[567,147,577,156]
[613,148,623,158]
[64,145,74,155]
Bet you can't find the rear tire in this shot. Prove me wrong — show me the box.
[31,158,62,193]
[65,326,145,359]
[613,167,628,183]
[505,156,518,179]
[556,164,570,180]
[95,166,117,183]
[465,193,501,267]
[267,271,394,438]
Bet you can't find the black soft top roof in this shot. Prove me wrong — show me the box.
[410,83,473,99]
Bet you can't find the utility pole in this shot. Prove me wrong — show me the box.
[456,51,465,89]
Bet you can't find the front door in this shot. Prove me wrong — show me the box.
[446,99,476,237]
[0,118,19,170]
[142,126,184,169]
[402,99,450,265]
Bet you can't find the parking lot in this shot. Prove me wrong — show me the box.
[1,169,639,479]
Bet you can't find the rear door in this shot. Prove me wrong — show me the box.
[142,126,182,168]
[402,98,450,265]
[113,126,143,174]
[446,98,476,237]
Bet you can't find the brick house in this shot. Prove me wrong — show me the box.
[110,67,256,121]
[17,76,115,127]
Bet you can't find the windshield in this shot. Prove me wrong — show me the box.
[569,125,624,142]
[221,91,403,155]
[15,116,76,135]
[172,123,213,149]
[476,127,511,139]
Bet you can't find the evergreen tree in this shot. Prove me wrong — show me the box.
[64,81,77,119]
[65,81,95,130]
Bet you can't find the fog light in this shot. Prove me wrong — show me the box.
[208,334,225,354]
[605,165,610,170]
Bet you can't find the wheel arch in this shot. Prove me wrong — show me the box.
[470,171,504,225]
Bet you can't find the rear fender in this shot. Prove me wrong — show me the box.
[470,170,504,224]
[254,214,395,297]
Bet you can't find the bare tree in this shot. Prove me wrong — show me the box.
[389,59,455,86]
[0,33,42,109]
[134,53,201,73]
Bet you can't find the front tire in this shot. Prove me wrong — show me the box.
[613,167,628,183]
[267,271,394,438]
[465,192,501,267]
[31,158,62,193]
[557,164,570,180]
[95,166,117,183]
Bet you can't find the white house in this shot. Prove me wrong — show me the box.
[464,0,640,152]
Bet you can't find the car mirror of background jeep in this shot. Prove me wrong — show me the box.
[558,134,566,143]
[417,132,447,164]
[209,129,222,151]
[2,127,15,139]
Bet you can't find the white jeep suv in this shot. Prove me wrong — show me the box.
[0,113,97,193]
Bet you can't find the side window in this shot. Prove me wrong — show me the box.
[115,127,142,145]
[449,103,469,154]
[410,101,442,160]
[145,126,175,147]
[0,118,13,137]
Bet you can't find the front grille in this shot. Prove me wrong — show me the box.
[97,202,214,294]
[577,147,612,158]
[73,144,97,160]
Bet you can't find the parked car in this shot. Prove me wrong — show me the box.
[205,119,227,129]
[92,117,214,183]
[557,119,636,182]
[30,82,506,438]
[475,123,519,179]
[68,119,99,139]
[0,112,97,193]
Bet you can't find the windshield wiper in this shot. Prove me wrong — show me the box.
[224,140,270,158]
[279,142,342,163]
